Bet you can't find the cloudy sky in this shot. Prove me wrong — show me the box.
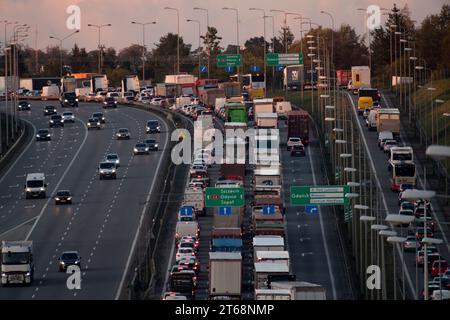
[1,0,447,52]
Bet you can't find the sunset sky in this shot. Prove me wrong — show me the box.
[1,0,447,51]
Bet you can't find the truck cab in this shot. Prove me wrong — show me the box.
[1,241,34,286]
[25,173,47,199]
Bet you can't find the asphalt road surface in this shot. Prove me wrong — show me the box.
[0,100,169,299]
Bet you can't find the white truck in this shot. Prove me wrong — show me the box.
[255,113,278,129]
[254,99,274,114]
[209,252,242,299]
[274,101,292,120]
[255,251,290,266]
[270,281,327,300]
[25,173,47,199]
[182,187,205,216]
[351,66,371,92]
[1,241,34,286]
[255,289,294,300]
[121,75,140,95]
[215,97,227,114]
[41,85,60,99]
[175,221,199,241]
[164,74,196,84]
[254,262,290,289]
[253,236,285,256]
[91,75,108,93]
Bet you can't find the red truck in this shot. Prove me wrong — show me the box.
[336,70,351,88]
[287,110,310,146]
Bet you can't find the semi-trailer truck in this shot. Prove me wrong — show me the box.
[287,110,310,146]
[209,252,242,299]
[1,241,34,286]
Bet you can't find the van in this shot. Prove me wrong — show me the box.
[378,131,394,149]
[357,97,373,115]
[367,109,378,131]
[25,173,47,199]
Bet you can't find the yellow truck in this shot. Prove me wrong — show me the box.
[357,96,373,115]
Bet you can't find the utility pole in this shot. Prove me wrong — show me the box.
[131,21,157,85]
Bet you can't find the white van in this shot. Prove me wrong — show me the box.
[367,109,378,131]
[25,173,47,199]
[378,131,394,149]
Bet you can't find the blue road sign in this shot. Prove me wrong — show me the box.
[219,206,232,216]
[262,205,276,215]
[251,65,260,73]
[305,205,318,215]
[200,65,208,73]
[225,66,234,73]
[180,206,193,216]
[276,65,285,72]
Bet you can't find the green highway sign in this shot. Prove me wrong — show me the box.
[266,53,303,66]
[217,54,242,67]
[290,185,350,206]
[205,187,245,207]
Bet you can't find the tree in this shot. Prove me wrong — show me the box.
[152,33,192,78]
[278,26,295,52]
[200,26,223,78]
[244,36,270,58]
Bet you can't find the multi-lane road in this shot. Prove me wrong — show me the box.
[0,101,169,299]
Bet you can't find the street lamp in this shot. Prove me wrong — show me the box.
[187,19,201,79]
[371,224,388,300]
[379,230,397,300]
[222,7,240,78]
[386,236,407,300]
[131,21,156,84]
[193,7,210,78]
[360,215,376,297]
[87,23,112,73]
[164,7,180,74]
[49,29,80,77]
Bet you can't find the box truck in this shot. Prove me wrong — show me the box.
[182,187,205,217]
[336,70,351,87]
[283,65,303,91]
[1,241,34,285]
[254,263,290,289]
[351,66,371,91]
[274,101,292,120]
[209,252,242,299]
[287,110,310,146]
[122,75,140,95]
[377,108,400,137]
[269,281,327,300]
[91,75,108,93]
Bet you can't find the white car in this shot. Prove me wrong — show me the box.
[287,137,302,150]
[106,92,120,99]
[151,97,163,106]
[62,111,75,123]
[139,96,151,104]
[104,153,120,167]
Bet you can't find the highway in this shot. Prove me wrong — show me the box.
[0,100,169,299]
[279,119,354,300]
[346,92,450,298]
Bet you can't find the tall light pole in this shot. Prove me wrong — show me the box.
[87,23,112,74]
[131,21,156,84]
[49,29,80,77]
[264,15,275,93]
[187,19,201,79]
[194,7,210,78]
[249,8,267,97]
[222,7,240,80]
[357,8,371,71]
[270,9,286,52]
[164,7,180,74]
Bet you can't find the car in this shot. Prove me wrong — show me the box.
[146,120,161,133]
[287,137,302,151]
[151,97,163,106]
[400,201,415,212]
[36,129,51,141]
[139,96,151,104]
[85,93,97,102]
[60,92,78,107]
[62,111,75,123]
[291,144,306,157]
[58,251,81,272]
[106,92,120,99]
[415,227,434,240]
[116,128,130,139]
[443,270,450,278]
[414,216,436,232]
[18,100,31,111]
[144,139,159,151]
[98,162,117,179]
[103,96,118,108]
[170,264,191,276]
[178,239,199,253]
[403,236,421,251]
[190,165,207,175]
[383,140,399,153]
[104,153,120,167]
[92,112,106,123]
[176,247,195,263]
[87,118,101,130]
[431,260,448,278]
[177,257,200,274]
[123,91,135,102]
[133,143,149,155]
[49,114,64,127]
[43,105,57,116]
[416,248,439,266]
[94,91,107,102]
[55,190,73,205]
[414,205,430,218]
[415,199,432,211]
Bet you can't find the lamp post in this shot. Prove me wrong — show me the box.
[87,23,112,74]
[193,7,210,78]
[164,7,180,74]
[379,230,397,299]
[131,21,156,84]
[49,29,80,77]
[386,236,407,300]
[187,19,201,79]
[372,224,388,300]
[360,215,376,297]
[222,7,240,80]
[357,8,371,70]
[264,15,275,93]
[249,8,267,97]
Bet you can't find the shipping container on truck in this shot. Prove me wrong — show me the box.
[209,252,242,299]
[283,65,303,91]
[252,209,285,237]
[253,236,285,256]
[200,88,226,108]
[270,281,327,300]
[121,75,140,95]
[196,79,219,97]
[336,70,351,87]
[303,66,318,89]
[219,81,241,98]
[91,75,108,93]
[215,97,227,114]
[351,66,371,90]
[211,227,242,239]
[156,83,177,97]
[164,74,197,85]
[255,251,290,266]
[376,108,400,137]
[254,98,274,114]
[274,101,292,120]
[287,110,310,146]
[225,103,247,123]
[182,187,205,217]
[255,113,278,129]
[211,238,243,252]
[254,262,290,289]
[213,207,243,229]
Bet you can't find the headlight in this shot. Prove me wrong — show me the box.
[134,148,138,152]
[40,187,45,191]
[157,126,160,130]
[55,197,60,201]
[88,123,91,126]
[50,120,54,123]
[1,273,6,277]
[112,169,116,173]
[100,170,105,174]
[155,144,158,147]
[60,261,65,265]
[115,160,119,164]
[145,148,149,151]
[67,197,72,200]
[36,134,39,137]
[28,104,31,107]
[114,101,117,104]
[26,188,31,192]
[103,102,107,104]
[146,127,150,131]
[75,98,79,102]
[97,122,100,125]
[64,99,68,102]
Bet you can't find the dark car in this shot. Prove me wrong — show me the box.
[58,251,81,272]
[36,129,51,141]
[415,227,434,240]
[146,120,161,133]
[291,144,306,157]
[144,139,159,151]
[133,143,149,155]
[87,118,101,130]
[60,92,78,107]
[18,100,31,111]
[49,114,64,127]
[103,97,117,108]
[116,128,130,140]
[55,190,73,205]
[92,112,105,123]
[43,105,57,116]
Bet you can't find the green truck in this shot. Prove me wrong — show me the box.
[225,103,247,123]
